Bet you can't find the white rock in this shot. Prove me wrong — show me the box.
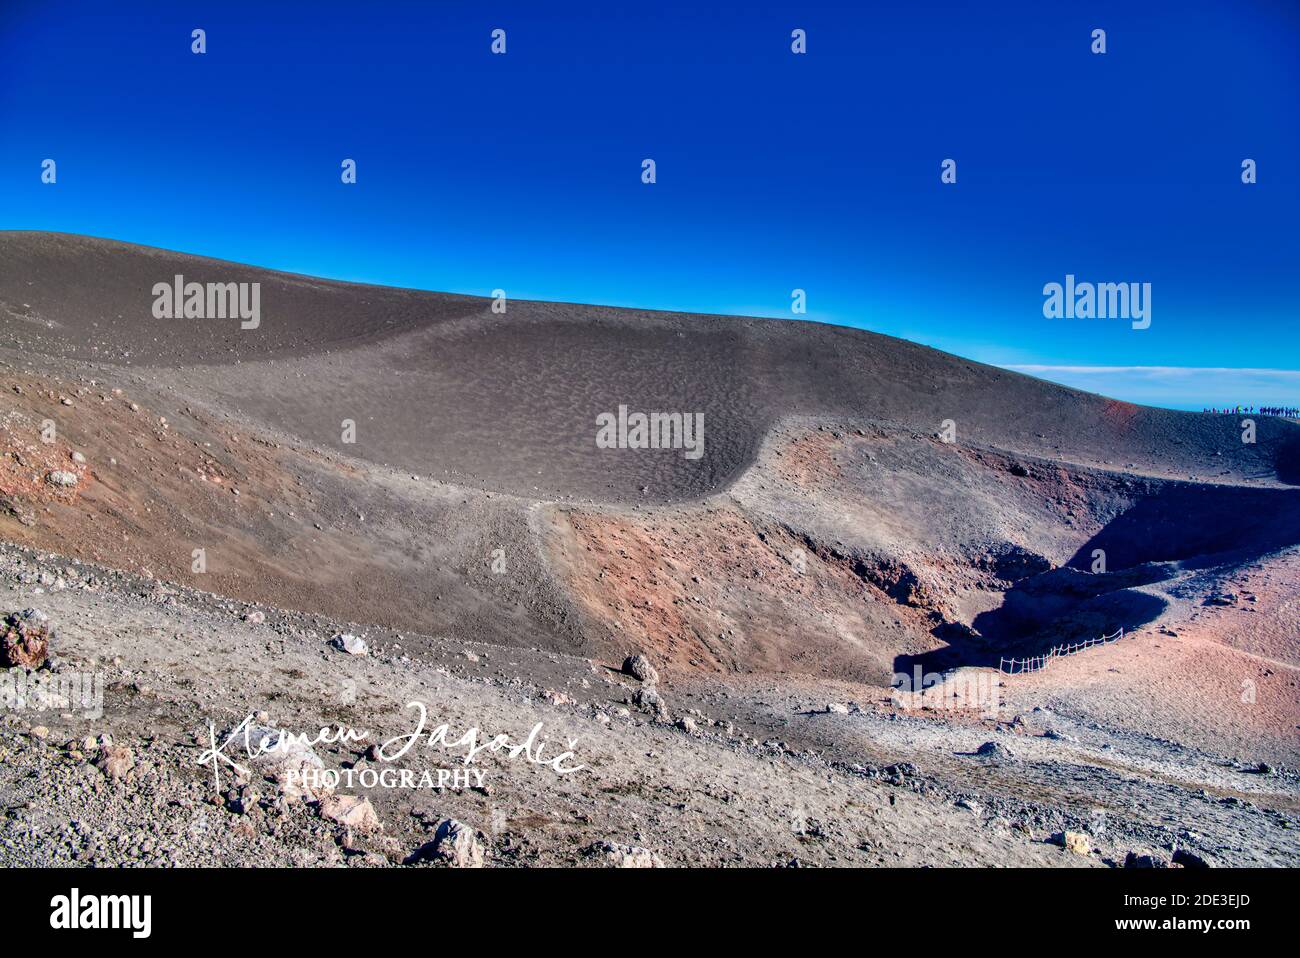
[590,841,664,868]
[319,794,381,833]
[332,633,368,656]
[430,819,485,867]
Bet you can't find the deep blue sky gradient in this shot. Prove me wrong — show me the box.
[1,1,1297,407]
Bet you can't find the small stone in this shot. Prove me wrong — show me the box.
[1171,848,1211,869]
[588,841,664,868]
[45,470,79,488]
[95,745,136,782]
[1124,850,1170,869]
[319,795,382,833]
[407,819,484,867]
[541,689,572,707]
[974,741,1014,760]
[1051,831,1091,855]
[1042,727,1079,743]
[825,702,850,715]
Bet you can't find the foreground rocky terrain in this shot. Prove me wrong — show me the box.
[1,232,1296,867]
[0,541,1295,868]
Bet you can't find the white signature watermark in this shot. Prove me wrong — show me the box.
[195,701,586,793]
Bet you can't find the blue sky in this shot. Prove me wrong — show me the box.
[1,1,1297,409]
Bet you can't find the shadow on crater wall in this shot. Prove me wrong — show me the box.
[894,484,1300,678]
[1066,485,1300,571]
[1276,433,1300,487]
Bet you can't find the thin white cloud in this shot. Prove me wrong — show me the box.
[1006,365,1300,377]
[999,365,1300,411]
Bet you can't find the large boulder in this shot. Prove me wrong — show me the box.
[622,653,659,685]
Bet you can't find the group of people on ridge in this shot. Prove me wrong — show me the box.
[1202,405,1298,417]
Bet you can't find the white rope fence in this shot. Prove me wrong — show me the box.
[999,627,1124,675]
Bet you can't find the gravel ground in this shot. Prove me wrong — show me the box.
[1,542,1294,868]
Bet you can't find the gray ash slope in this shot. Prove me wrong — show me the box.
[3,231,1294,505]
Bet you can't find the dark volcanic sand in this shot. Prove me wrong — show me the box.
[3,231,1295,504]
